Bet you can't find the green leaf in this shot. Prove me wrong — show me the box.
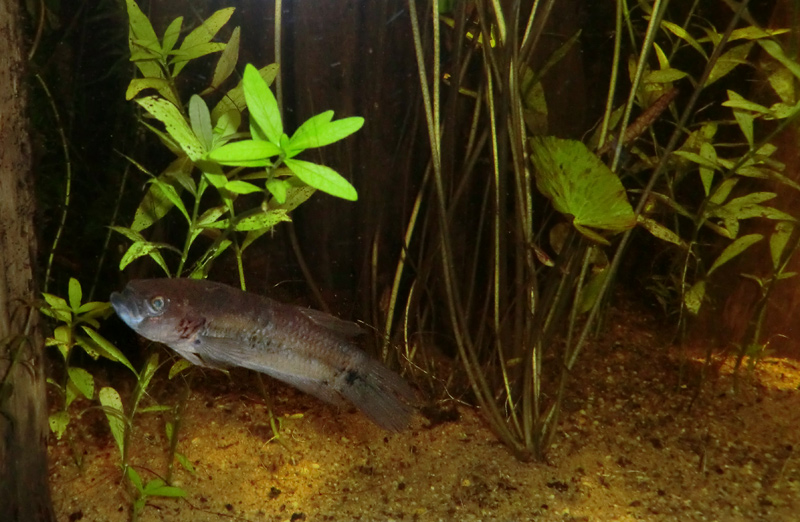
[99,387,126,461]
[698,142,717,196]
[671,151,719,170]
[207,27,240,93]
[530,136,636,239]
[172,7,235,77]
[637,215,685,246]
[770,221,794,270]
[82,327,137,374]
[722,90,772,114]
[758,39,800,81]
[707,42,754,86]
[175,452,196,474]
[161,16,183,54]
[68,367,95,400]
[144,479,187,498]
[684,280,706,316]
[707,234,763,276]
[243,64,282,145]
[68,278,83,312]
[284,159,358,201]
[661,20,707,59]
[708,178,738,205]
[125,78,180,107]
[211,64,279,123]
[205,209,291,231]
[288,113,364,152]
[224,180,262,194]
[266,178,288,204]
[208,140,281,167]
[136,96,205,161]
[126,466,144,493]
[168,359,194,379]
[645,68,688,84]
[126,0,161,79]
[189,95,213,151]
[734,108,755,148]
[49,411,70,440]
[147,177,190,224]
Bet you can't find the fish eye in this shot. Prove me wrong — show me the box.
[149,296,166,314]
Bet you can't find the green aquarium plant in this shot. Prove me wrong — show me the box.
[115,0,364,289]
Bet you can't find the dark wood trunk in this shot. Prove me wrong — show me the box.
[0,0,56,520]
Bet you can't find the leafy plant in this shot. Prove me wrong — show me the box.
[41,278,133,441]
[115,0,364,288]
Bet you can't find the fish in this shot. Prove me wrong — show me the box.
[110,278,415,431]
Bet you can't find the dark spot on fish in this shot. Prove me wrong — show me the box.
[345,369,361,385]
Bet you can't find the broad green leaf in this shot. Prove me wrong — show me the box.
[161,16,183,54]
[170,42,226,62]
[758,39,800,81]
[767,67,797,105]
[136,96,205,160]
[49,411,70,440]
[530,136,636,239]
[211,110,242,149]
[68,278,83,312]
[99,387,126,461]
[131,157,193,231]
[68,367,95,400]
[224,180,262,194]
[722,90,772,114]
[207,27,240,92]
[707,234,763,276]
[208,140,281,167]
[211,64,279,123]
[172,7,235,77]
[661,20,707,59]
[77,301,112,316]
[284,158,358,201]
[144,479,187,498]
[645,68,688,84]
[771,222,794,269]
[204,209,291,231]
[119,240,164,271]
[708,178,738,205]
[189,95,213,150]
[684,280,706,316]
[243,64,282,145]
[147,178,190,224]
[169,359,193,379]
[127,467,144,493]
[41,292,68,311]
[126,0,161,78]
[125,78,180,107]
[266,178,288,204]
[707,42,754,86]
[288,113,364,152]
[82,327,136,374]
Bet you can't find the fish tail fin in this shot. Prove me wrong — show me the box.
[337,359,416,432]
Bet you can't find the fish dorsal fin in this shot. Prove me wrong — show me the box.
[297,307,365,338]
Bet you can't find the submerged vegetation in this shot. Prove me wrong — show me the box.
[28,0,800,518]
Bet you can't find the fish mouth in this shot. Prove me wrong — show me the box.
[110,287,144,328]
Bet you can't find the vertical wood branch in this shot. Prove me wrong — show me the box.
[0,0,56,519]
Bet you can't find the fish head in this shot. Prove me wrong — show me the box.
[110,279,203,346]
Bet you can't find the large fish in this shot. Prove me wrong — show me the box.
[110,278,415,431]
